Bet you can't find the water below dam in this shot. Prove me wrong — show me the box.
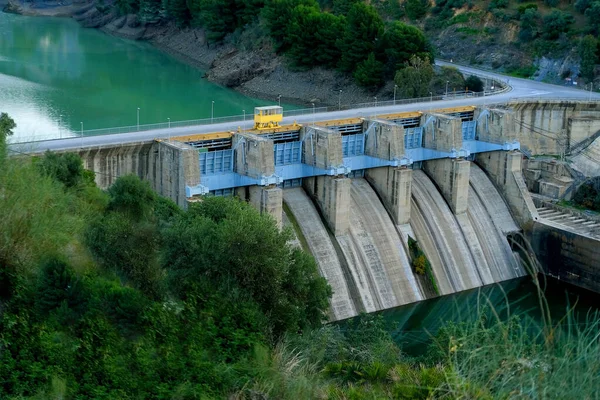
[376,275,600,355]
[0,12,292,141]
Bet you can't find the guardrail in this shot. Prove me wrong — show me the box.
[11,86,509,144]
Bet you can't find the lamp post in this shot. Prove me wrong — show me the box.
[211,101,214,123]
[137,107,140,131]
[429,92,433,102]
[243,109,246,132]
[374,96,377,107]
[80,122,83,147]
[589,83,594,101]
[393,85,398,105]
[312,103,315,125]
[58,114,63,139]
[445,81,449,97]
[338,90,342,110]
[278,94,282,107]
[168,117,170,128]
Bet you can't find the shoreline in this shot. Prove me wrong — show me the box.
[2,2,382,107]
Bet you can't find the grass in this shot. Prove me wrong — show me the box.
[505,64,538,78]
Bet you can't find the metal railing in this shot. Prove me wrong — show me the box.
[11,86,509,144]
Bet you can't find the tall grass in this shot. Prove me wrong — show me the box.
[236,234,600,399]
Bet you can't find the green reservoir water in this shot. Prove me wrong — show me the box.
[370,276,600,355]
[0,12,287,141]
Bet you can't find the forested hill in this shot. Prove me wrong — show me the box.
[109,0,597,85]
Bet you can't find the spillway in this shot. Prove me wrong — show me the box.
[411,170,482,292]
[282,163,525,321]
[467,165,524,279]
[336,179,424,311]
[282,188,357,320]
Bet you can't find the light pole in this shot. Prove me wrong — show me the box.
[312,103,315,125]
[429,92,433,102]
[589,83,594,101]
[393,85,397,105]
[278,94,282,107]
[374,96,377,107]
[211,101,214,123]
[80,122,83,146]
[243,109,246,132]
[338,90,342,110]
[137,107,140,131]
[168,117,170,128]
[58,114,63,139]
[445,81,449,97]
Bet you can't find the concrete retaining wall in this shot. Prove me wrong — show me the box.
[67,140,199,207]
[528,221,600,293]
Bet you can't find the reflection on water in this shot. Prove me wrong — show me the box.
[0,13,285,141]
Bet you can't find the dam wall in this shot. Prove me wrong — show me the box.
[509,100,600,155]
[528,221,600,293]
[57,140,200,207]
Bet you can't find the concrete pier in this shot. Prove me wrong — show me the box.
[233,133,275,179]
[248,185,283,228]
[304,176,351,235]
[424,158,470,215]
[476,151,539,226]
[301,125,343,170]
[366,167,413,225]
[422,113,463,152]
[363,118,405,159]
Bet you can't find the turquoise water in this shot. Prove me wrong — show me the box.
[0,12,290,141]
[370,276,600,354]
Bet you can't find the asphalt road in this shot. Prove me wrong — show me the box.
[10,61,600,154]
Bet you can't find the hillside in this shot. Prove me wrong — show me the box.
[4,0,597,102]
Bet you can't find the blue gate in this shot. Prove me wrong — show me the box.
[342,134,365,157]
[274,141,302,165]
[200,149,234,175]
[404,127,423,149]
[462,121,477,140]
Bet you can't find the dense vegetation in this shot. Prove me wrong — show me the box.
[109,0,600,90]
[573,176,600,210]
[2,113,600,399]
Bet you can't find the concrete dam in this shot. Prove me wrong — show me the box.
[27,101,600,319]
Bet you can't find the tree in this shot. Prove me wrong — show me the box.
[542,10,574,40]
[36,257,82,315]
[429,66,465,95]
[0,113,15,166]
[163,0,191,25]
[575,0,592,13]
[337,2,384,73]
[37,151,91,189]
[465,75,484,92]
[107,174,157,222]
[394,55,435,98]
[405,0,430,20]
[332,0,360,14]
[519,8,540,42]
[161,196,331,337]
[585,1,600,33]
[354,52,385,88]
[580,35,598,81]
[188,0,236,42]
[286,6,344,69]
[262,0,318,52]
[381,21,432,77]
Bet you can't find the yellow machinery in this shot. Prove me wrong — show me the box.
[254,106,283,130]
